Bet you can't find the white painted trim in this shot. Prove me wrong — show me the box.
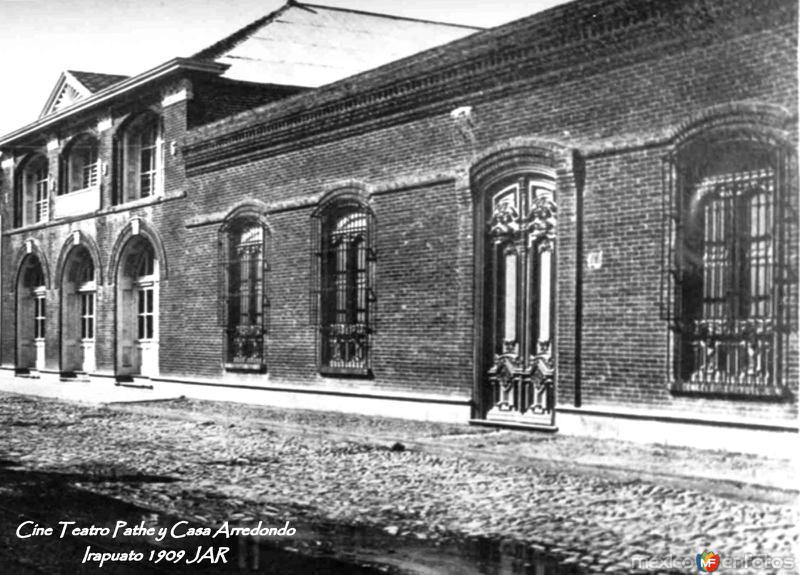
[162,88,189,107]
[47,138,60,151]
[97,117,113,132]
[1,158,13,170]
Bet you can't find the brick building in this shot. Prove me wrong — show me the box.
[1,0,797,454]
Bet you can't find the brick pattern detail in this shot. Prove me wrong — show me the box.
[0,0,796,426]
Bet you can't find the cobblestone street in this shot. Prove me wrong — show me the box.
[1,391,797,574]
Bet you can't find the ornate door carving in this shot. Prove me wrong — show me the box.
[482,175,556,425]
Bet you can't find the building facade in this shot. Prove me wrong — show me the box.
[1,0,797,454]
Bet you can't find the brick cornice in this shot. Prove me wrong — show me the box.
[183,0,793,176]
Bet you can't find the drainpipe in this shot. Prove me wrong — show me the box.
[0,213,3,366]
[573,151,585,408]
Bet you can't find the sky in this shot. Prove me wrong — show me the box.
[0,0,570,137]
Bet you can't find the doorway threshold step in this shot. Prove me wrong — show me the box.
[469,418,558,432]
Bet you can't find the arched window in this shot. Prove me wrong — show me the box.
[311,199,375,375]
[117,112,162,203]
[61,246,97,374]
[222,221,267,368]
[15,154,50,226]
[16,254,47,371]
[116,236,160,377]
[666,137,797,397]
[61,134,99,194]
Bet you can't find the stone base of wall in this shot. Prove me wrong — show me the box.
[557,405,798,457]
[1,367,795,456]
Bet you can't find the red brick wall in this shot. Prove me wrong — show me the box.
[1,0,796,424]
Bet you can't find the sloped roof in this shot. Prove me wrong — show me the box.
[193,0,482,87]
[40,70,129,118]
[69,70,130,93]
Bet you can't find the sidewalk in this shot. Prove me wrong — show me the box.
[114,396,798,497]
[1,389,798,574]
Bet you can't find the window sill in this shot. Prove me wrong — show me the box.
[223,362,266,373]
[319,366,372,378]
[670,380,791,401]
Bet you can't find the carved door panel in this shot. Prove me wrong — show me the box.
[482,176,556,426]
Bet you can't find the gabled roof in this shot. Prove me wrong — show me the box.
[193,0,482,87]
[69,70,130,93]
[40,70,129,118]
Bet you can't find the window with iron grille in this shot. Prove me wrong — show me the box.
[222,222,267,369]
[663,139,797,398]
[311,201,375,375]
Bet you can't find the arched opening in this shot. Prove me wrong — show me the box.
[16,154,50,226]
[61,134,99,194]
[478,173,557,424]
[468,145,564,426]
[117,112,162,204]
[116,236,159,377]
[60,246,97,374]
[311,196,375,376]
[669,136,796,394]
[222,220,267,368]
[16,255,46,372]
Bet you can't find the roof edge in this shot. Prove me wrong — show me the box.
[298,1,484,31]
[1,57,229,148]
[192,2,294,60]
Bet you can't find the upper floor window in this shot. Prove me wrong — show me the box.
[117,112,162,204]
[665,138,797,398]
[222,221,267,369]
[15,154,50,227]
[61,134,99,194]
[311,199,375,376]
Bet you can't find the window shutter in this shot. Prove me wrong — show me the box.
[262,226,270,335]
[366,208,377,333]
[13,167,22,228]
[660,154,680,326]
[218,236,230,328]
[309,213,322,326]
[112,135,122,205]
[776,148,798,332]
[159,121,166,196]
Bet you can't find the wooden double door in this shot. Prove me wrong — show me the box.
[479,174,556,426]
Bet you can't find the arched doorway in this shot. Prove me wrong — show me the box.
[476,171,557,426]
[16,255,46,372]
[61,246,97,374]
[116,237,159,377]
